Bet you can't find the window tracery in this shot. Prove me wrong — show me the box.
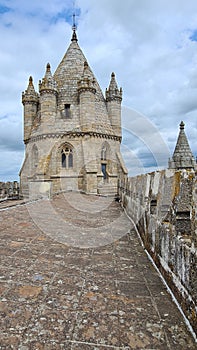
[61,146,73,168]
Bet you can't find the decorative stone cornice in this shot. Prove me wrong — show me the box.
[22,100,38,105]
[25,131,121,144]
[106,95,122,103]
[39,89,57,96]
[78,86,96,94]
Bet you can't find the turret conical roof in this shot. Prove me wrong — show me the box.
[169,121,196,169]
[39,63,57,93]
[22,76,38,104]
[53,30,114,134]
[105,72,122,102]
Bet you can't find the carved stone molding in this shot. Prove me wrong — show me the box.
[25,131,121,144]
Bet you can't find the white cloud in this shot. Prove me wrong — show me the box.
[0,0,197,180]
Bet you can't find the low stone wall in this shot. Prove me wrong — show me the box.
[119,169,197,335]
[0,181,20,200]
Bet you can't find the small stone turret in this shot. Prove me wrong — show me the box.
[78,61,96,131]
[39,63,57,93]
[169,121,196,170]
[22,76,38,142]
[106,72,122,137]
[39,63,57,126]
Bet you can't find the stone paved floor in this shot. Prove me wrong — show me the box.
[0,193,196,349]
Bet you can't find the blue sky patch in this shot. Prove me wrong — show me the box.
[50,7,81,26]
[189,29,197,42]
[122,130,158,170]
[0,5,10,14]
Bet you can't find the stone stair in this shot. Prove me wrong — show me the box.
[20,184,29,199]
[97,182,117,196]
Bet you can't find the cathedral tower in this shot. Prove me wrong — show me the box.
[19,28,127,198]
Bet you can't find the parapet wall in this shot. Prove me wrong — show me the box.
[0,181,20,200]
[119,169,197,334]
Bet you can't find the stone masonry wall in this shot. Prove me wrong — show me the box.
[0,181,20,200]
[119,169,197,335]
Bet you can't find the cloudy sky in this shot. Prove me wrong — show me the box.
[0,0,197,181]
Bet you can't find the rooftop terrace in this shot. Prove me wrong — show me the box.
[0,193,196,349]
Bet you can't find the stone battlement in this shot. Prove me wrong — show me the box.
[0,181,20,200]
[119,168,197,334]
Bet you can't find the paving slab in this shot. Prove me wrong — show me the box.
[0,193,196,349]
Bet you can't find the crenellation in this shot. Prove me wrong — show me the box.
[119,168,197,334]
[0,181,20,200]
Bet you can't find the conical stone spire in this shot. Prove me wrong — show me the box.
[168,121,196,170]
[77,61,96,94]
[22,76,38,104]
[106,72,122,102]
[39,63,57,94]
[53,31,114,134]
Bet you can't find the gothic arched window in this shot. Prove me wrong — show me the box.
[101,145,107,160]
[61,146,73,169]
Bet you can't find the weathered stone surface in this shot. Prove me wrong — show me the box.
[0,193,196,349]
[20,29,127,199]
[119,168,197,335]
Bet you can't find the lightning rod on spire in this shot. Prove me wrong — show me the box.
[72,13,76,31]
[71,0,78,42]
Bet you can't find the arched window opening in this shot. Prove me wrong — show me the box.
[101,163,107,180]
[68,152,73,168]
[65,104,71,118]
[32,145,38,169]
[101,146,107,160]
[101,142,110,181]
[62,153,66,168]
[61,146,73,169]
